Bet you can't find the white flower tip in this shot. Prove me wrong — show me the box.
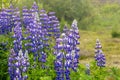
[72,50,75,53]
[96,39,100,42]
[18,49,23,57]
[25,50,29,58]
[73,19,77,24]
[72,19,78,29]
[61,33,66,37]
[33,1,37,5]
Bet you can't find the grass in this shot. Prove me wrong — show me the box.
[79,2,120,68]
[79,29,120,68]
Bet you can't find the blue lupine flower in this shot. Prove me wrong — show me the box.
[0,8,13,34]
[48,12,60,38]
[54,20,80,80]
[66,20,80,71]
[24,3,48,68]
[39,9,50,47]
[85,64,90,75]
[24,19,43,61]
[95,39,106,67]
[12,8,21,27]
[31,2,39,13]
[7,5,15,32]
[94,39,102,60]
[8,49,29,80]
[54,28,80,80]
[13,21,22,55]
[22,6,33,28]
[63,25,69,33]
[54,33,69,80]
[95,50,106,67]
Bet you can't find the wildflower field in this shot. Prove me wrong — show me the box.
[1,0,120,80]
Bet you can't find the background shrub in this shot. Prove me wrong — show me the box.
[111,31,120,38]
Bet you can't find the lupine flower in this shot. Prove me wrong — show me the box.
[39,9,49,47]
[54,29,80,80]
[95,39,102,52]
[12,8,21,27]
[24,3,48,67]
[85,64,90,75]
[0,7,12,34]
[54,34,65,79]
[95,39,102,61]
[24,18,43,61]
[54,20,80,80]
[48,12,60,38]
[8,49,16,79]
[95,39,106,67]
[95,50,106,67]
[8,49,29,80]
[7,4,15,32]
[13,21,22,55]
[31,2,39,13]
[63,25,69,33]
[30,2,39,22]
[65,20,80,71]
[22,6,33,28]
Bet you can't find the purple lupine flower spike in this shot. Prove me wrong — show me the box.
[32,2,39,12]
[95,39,102,60]
[54,20,80,80]
[63,25,69,33]
[85,64,90,75]
[67,20,80,71]
[13,21,22,55]
[0,6,14,34]
[48,12,60,38]
[96,50,106,67]
[30,2,39,22]
[22,6,33,28]
[95,39,106,67]
[8,49,29,80]
[12,8,21,27]
[54,29,80,80]
[39,9,49,47]
[23,3,48,69]
[8,49,17,79]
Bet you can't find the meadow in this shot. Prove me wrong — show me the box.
[0,0,120,80]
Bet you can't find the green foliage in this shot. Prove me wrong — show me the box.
[0,34,12,80]
[83,61,120,80]
[26,44,56,80]
[60,17,70,32]
[40,0,93,30]
[0,0,9,9]
[71,61,120,80]
[0,50,8,80]
[111,31,120,38]
[91,2,120,31]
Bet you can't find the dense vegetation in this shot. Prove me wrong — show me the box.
[0,0,120,80]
